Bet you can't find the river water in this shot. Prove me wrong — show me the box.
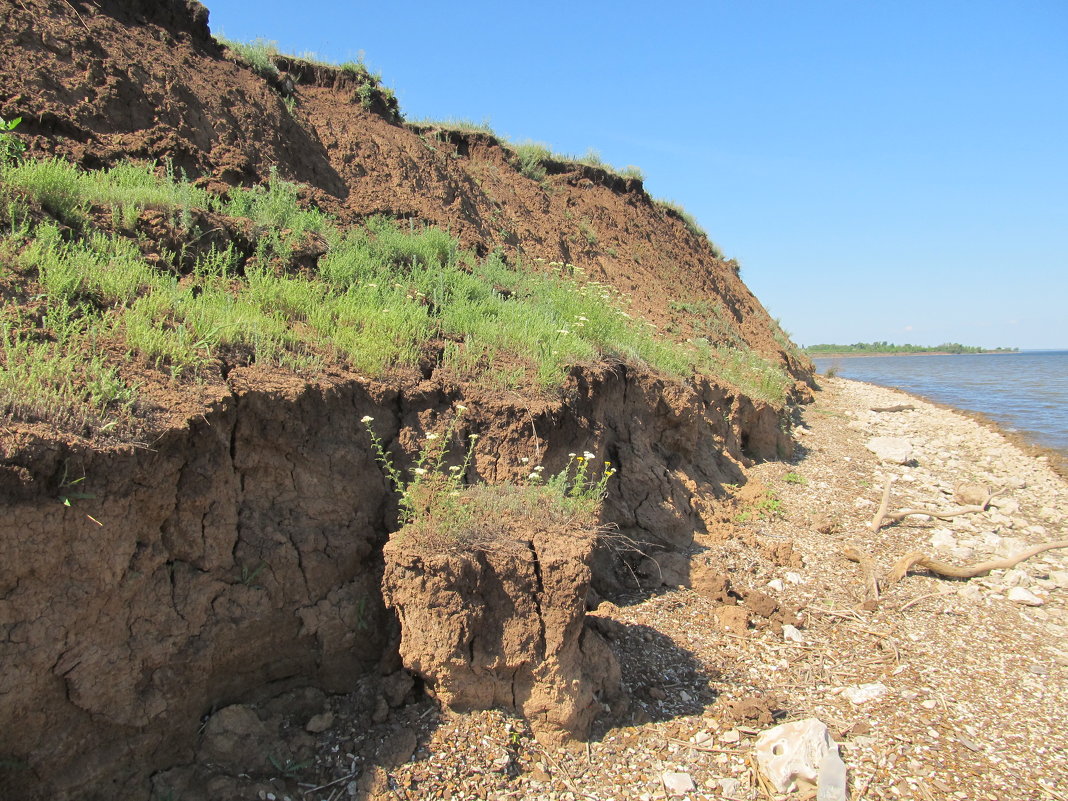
[810,351,1068,457]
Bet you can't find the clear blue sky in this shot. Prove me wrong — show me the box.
[205,0,1067,349]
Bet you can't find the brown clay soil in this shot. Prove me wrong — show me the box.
[149,378,1068,800]
[0,0,808,385]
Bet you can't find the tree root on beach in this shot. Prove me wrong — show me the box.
[844,477,1068,602]
[868,477,1008,533]
[845,540,1068,595]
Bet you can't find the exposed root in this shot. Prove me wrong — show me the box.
[885,540,1068,585]
[869,477,1009,532]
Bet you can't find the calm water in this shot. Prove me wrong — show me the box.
[811,351,1068,457]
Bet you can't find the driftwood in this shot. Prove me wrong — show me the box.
[845,539,1068,591]
[884,541,1068,585]
[870,404,916,413]
[848,477,1068,598]
[869,478,1007,532]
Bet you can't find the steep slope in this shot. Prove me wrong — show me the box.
[0,0,809,381]
[0,1,812,799]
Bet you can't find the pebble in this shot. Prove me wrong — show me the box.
[785,571,803,584]
[840,683,888,704]
[662,771,695,795]
[767,578,786,592]
[1050,571,1068,589]
[1007,587,1044,606]
[782,624,804,643]
[720,729,741,743]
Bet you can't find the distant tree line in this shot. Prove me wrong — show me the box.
[803,341,1018,355]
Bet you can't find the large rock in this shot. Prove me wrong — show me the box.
[866,436,913,464]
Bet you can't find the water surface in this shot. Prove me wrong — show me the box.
[810,351,1068,457]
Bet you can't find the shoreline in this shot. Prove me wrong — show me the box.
[808,350,1019,358]
[815,375,1068,480]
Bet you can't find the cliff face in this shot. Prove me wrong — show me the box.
[0,0,808,380]
[0,1,808,798]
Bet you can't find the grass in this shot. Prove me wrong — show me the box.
[0,154,790,436]
[216,36,280,80]
[655,198,724,258]
[366,407,614,547]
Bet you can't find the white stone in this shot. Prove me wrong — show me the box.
[718,778,742,796]
[662,771,695,795]
[767,579,786,592]
[995,537,1027,557]
[866,437,913,464]
[754,718,837,794]
[1001,569,1030,588]
[990,497,1020,515]
[840,683,888,705]
[929,528,957,550]
[1049,571,1068,589]
[782,624,805,643]
[785,571,803,584]
[1008,587,1044,607]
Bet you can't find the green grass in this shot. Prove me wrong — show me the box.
[655,198,724,257]
[0,154,789,436]
[216,36,281,79]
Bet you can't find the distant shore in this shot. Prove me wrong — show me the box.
[808,350,1020,359]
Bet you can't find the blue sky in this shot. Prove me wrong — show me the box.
[205,0,1067,349]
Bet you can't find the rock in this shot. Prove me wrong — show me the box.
[929,528,957,550]
[995,537,1027,557]
[1000,569,1030,588]
[866,437,912,464]
[305,711,334,734]
[839,683,888,705]
[954,482,989,506]
[719,777,742,796]
[662,771,695,795]
[767,579,786,592]
[720,729,741,743]
[1008,587,1044,607]
[785,571,803,584]
[1049,571,1068,589]
[990,497,1020,515]
[817,743,848,801]
[198,705,273,773]
[957,584,983,603]
[754,718,837,793]
[782,624,804,643]
[382,670,415,707]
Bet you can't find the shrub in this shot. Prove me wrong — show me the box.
[0,116,25,164]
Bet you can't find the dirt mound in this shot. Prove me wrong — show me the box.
[383,520,623,745]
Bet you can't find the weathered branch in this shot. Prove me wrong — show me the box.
[843,544,880,601]
[885,540,1068,585]
[869,479,1008,532]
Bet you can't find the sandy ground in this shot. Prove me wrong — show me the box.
[185,377,1068,801]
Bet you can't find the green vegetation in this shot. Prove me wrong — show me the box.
[735,488,784,523]
[654,198,723,257]
[783,471,806,485]
[216,36,281,80]
[0,117,25,164]
[805,341,1018,355]
[364,407,614,547]
[0,153,789,437]
[215,38,399,119]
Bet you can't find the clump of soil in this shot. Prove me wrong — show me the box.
[382,517,624,745]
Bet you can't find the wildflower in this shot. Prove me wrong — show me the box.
[520,457,529,464]
[425,433,440,441]
[449,465,461,471]
[557,329,570,335]
[528,472,540,480]
[361,415,374,423]
[577,316,588,322]
[413,468,427,476]
[456,404,467,412]
[533,465,545,472]
[584,451,595,460]
[568,453,576,458]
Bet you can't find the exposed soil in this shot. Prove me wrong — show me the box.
[138,378,1068,801]
[0,0,809,382]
